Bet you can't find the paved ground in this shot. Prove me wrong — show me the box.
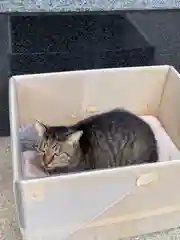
[0,137,22,239]
[0,136,180,240]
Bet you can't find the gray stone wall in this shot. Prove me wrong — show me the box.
[127,11,180,72]
[0,0,180,12]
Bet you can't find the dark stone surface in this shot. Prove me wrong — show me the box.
[10,53,90,74]
[11,15,151,54]
[0,15,11,136]
[10,14,154,75]
[127,11,180,72]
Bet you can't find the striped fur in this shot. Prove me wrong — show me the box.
[35,108,158,173]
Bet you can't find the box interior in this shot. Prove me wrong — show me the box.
[10,65,180,180]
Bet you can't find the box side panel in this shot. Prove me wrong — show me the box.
[9,77,23,180]
[82,66,168,118]
[68,210,180,240]
[20,161,180,239]
[158,66,180,151]
[70,162,180,239]
[15,66,168,125]
[14,181,26,231]
[15,72,85,125]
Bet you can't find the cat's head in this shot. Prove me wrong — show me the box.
[35,120,83,170]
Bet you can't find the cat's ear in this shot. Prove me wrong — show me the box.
[35,120,47,137]
[66,131,83,146]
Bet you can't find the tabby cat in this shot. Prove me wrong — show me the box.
[35,108,158,173]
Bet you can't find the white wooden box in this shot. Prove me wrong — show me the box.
[9,65,180,240]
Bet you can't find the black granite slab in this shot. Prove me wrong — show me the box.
[10,14,155,75]
[10,53,90,74]
[11,15,152,54]
[10,47,155,75]
[0,15,11,136]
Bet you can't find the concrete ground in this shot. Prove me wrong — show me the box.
[0,137,22,239]
[0,137,179,240]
